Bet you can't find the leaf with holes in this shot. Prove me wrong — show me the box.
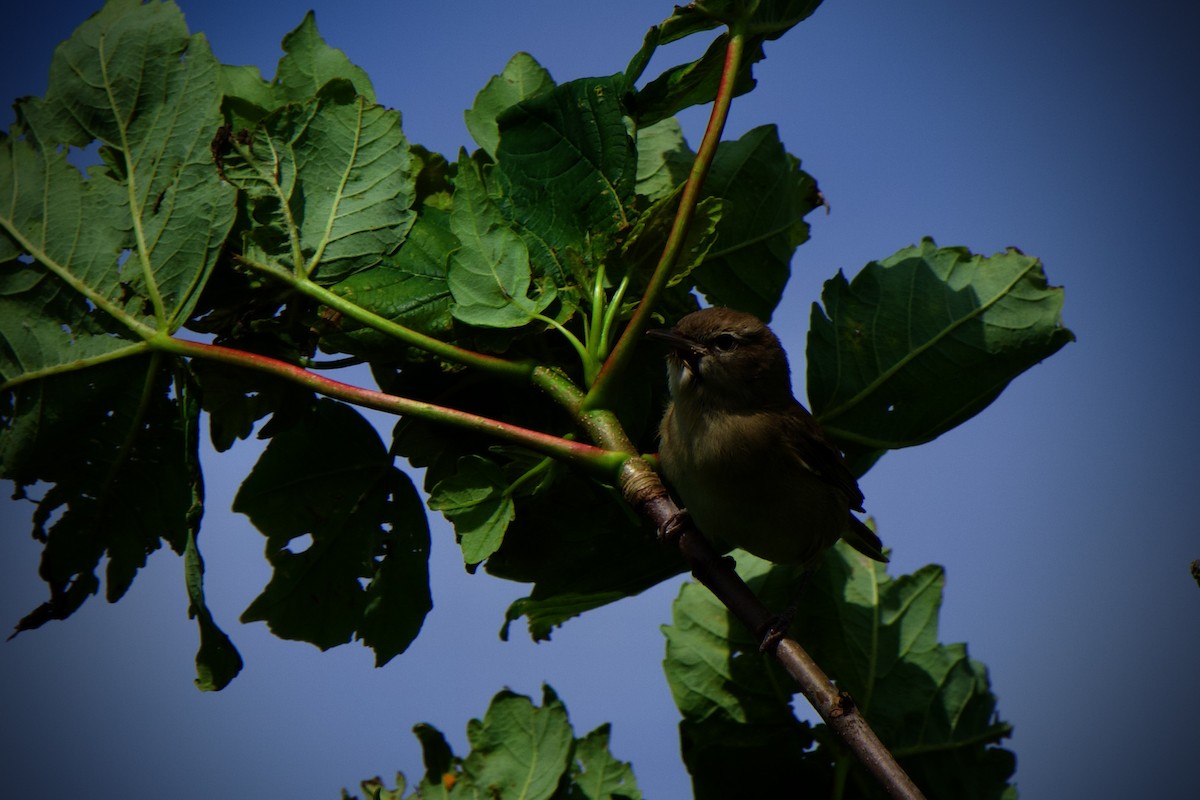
[234,399,431,664]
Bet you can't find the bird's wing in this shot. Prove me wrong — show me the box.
[780,402,866,511]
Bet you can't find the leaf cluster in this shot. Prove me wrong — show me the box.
[344,686,640,800]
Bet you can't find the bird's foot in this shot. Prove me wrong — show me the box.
[659,508,691,546]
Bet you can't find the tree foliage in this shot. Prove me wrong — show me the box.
[0,0,1072,796]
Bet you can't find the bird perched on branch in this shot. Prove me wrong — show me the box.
[648,307,886,567]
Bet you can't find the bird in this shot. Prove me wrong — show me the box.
[647,306,886,568]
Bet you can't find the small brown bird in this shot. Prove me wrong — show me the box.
[648,307,885,567]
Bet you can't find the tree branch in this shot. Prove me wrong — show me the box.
[154,336,627,481]
[618,457,927,800]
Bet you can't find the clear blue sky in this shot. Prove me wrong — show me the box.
[1,1,1197,798]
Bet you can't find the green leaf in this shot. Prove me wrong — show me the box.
[217,79,416,283]
[808,238,1075,469]
[448,152,556,327]
[490,466,685,642]
[661,555,821,798]
[217,13,374,131]
[462,686,574,800]
[494,75,637,254]
[427,455,516,565]
[653,0,824,41]
[633,118,695,203]
[1,0,234,333]
[569,724,643,800]
[465,52,556,159]
[234,399,431,664]
[274,11,376,104]
[794,542,1017,798]
[322,206,458,356]
[631,34,763,128]
[663,545,1016,797]
[346,687,639,800]
[693,124,822,320]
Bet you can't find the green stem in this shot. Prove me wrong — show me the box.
[533,313,600,386]
[237,255,536,383]
[153,336,627,481]
[583,29,746,411]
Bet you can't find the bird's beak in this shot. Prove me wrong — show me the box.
[646,326,707,375]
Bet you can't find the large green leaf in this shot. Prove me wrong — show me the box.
[1,0,236,635]
[662,545,1016,798]
[216,78,416,284]
[793,544,1017,798]
[234,399,431,664]
[662,555,821,799]
[0,0,233,336]
[808,238,1075,469]
[692,124,822,321]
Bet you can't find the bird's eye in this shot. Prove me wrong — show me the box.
[711,333,737,352]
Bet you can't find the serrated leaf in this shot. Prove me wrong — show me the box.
[465,52,556,159]
[1,0,234,333]
[234,399,431,663]
[427,455,515,565]
[490,466,684,642]
[218,79,416,283]
[693,124,822,320]
[274,11,375,104]
[653,0,824,42]
[348,687,638,800]
[663,545,1016,797]
[462,686,574,800]
[662,554,820,798]
[184,530,243,691]
[569,724,643,800]
[808,238,1075,468]
[448,152,555,327]
[494,75,637,254]
[794,542,1017,797]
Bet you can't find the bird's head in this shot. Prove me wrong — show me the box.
[646,307,794,410]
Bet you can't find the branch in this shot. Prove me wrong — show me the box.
[619,458,927,800]
[154,336,627,481]
[583,30,747,411]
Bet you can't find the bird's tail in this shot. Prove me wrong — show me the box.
[844,515,888,562]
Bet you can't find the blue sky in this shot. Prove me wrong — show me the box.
[1,1,1197,798]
